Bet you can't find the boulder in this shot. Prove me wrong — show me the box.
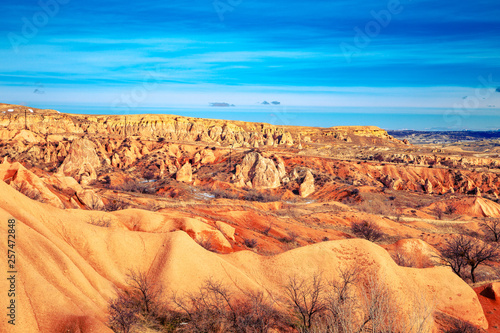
[299,170,315,198]
[176,162,193,183]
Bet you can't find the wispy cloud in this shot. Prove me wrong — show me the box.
[0,0,499,108]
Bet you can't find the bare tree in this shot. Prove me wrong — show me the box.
[126,269,163,316]
[108,269,165,332]
[437,235,469,279]
[480,217,500,242]
[283,272,326,332]
[438,234,500,283]
[324,266,364,333]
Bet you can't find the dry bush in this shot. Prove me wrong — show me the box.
[88,215,111,228]
[391,250,434,269]
[108,295,137,333]
[12,181,43,202]
[433,206,444,220]
[262,221,274,236]
[441,316,482,333]
[351,220,384,242]
[118,180,154,194]
[172,278,284,333]
[198,235,216,252]
[108,269,164,333]
[355,193,392,216]
[244,238,258,249]
[444,204,457,215]
[278,231,300,245]
[394,204,404,222]
[210,188,240,200]
[105,199,128,212]
[144,201,163,212]
[392,251,417,268]
[87,195,104,211]
[244,190,281,202]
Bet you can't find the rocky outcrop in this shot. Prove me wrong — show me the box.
[290,167,316,197]
[424,179,433,194]
[299,170,315,198]
[58,138,100,184]
[176,162,193,183]
[235,152,282,189]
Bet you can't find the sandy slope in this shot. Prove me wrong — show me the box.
[0,180,488,332]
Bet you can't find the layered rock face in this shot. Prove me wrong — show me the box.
[0,104,407,149]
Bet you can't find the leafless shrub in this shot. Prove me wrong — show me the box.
[278,231,300,245]
[12,181,43,202]
[444,204,457,215]
[108,292,137,333]
[144,201,162,212]
[262,222,274,236]
[437,234,500,283]
[444,317,482,333]
[244,190,280,202]
[360,274,433,333]
[87,195,104,211]
[323,266,363,333]
[108,269,164,333]
[210,188,240,200]
[355,193,392,216]
[394,204,404,222]
[88,215,111,228]
[198,235,216,252]
[118,180,153,194]
[105,199,128,212]
[351,220,384,242]
[392,251,416,268]
[480,217,500,242]
[244,238,258,249]
[433,206,444,220]
[125,269,163,317]
[173,278,284,333]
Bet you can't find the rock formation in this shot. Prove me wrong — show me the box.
[176,162,193,183]
[58,138,100,184]
[299,169,315,198]
[235,152,282,189]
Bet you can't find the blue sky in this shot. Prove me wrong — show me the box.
[1,0,500,112]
